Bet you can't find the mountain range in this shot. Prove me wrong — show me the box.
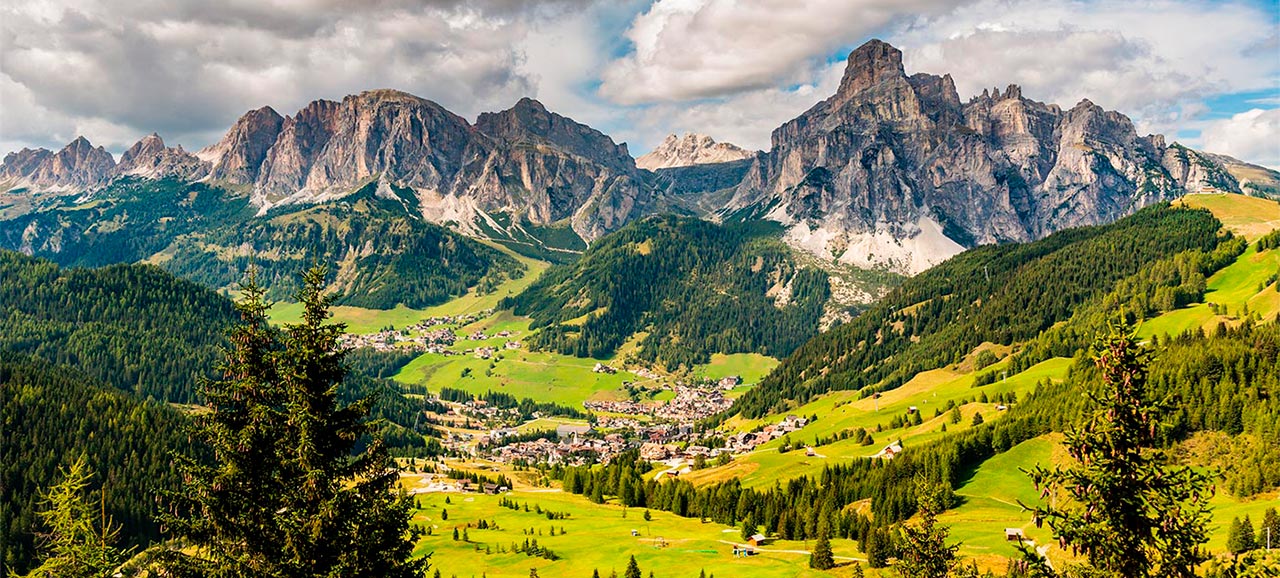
[3,39,1277,277]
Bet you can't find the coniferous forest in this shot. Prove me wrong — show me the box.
[504,215,830,369]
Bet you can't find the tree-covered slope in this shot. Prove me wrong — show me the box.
[732,204,1224,418]
[0,352,193,575]
[163,183,526,308]
[502,215,830,369]
[0,249,237,403]
[0,177,526,308]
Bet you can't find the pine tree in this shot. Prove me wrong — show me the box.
[740,512,758,542]
[1227,516,1257,556]
[15,457,124,578]
[624,555,642,578]
[1262,508,1279,550]
[809,526,835,570]
[158,267,428,577]
[895,479,959,577]
[865,527,891,568]
[1021,324,1213,577]
[441,508,448,520]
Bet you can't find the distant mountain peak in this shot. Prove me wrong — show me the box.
[837,39,906,97]
[636,133,754,170]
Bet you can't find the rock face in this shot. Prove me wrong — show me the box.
[115,133,209,180]
[0,148,52,182]
[3,45,1277,263]
[477,98,634,173]
[725,39,1256,274]
[2,137,115,190]
[636,133,755,170]
[197,90,652,241]
[472,98,651,241]
[197,106,285,184]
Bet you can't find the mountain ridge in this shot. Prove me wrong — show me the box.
[3,40,1276,276]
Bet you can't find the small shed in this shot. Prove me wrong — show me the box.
[1005,528,1025,542]
[748,533,768,546]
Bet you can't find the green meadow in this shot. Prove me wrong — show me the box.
[393,348,638,406]
[942,435,1280,570]
[1138,242,1279,339]
[686,356,1071,489]
[693,353,780,385]
[409,489,880,578]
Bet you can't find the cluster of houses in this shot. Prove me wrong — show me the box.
[592,363,618,374]
[720,414,809,454]
[583,399,651,415]
[487,426,637,466]
[337,310,504,353]
[654,387,733,420]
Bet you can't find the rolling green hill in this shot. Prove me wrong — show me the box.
[503,215,830,369]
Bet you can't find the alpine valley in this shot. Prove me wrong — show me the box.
[3,38,1280,578]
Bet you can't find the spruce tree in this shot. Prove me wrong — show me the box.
[1021,324,1213,577]
[624,555,642,578]
[1227,516,1257,556]
[159,268,427,577]
[740,512,758,542]
[809,526,835,570]
[1262,508,1279,550]
[16,457,123,578]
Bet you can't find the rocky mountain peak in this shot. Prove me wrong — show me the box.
[727,39,1275,276]
[476,98,633,172]
[198,106,285,184]
[636,133,754,170]
[1,148,53,181]
[116,133,208,179]
[836,39,906,97]
[21,136,116,190]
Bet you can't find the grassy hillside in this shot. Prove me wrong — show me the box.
[406,487,875,578]
[1178,193,1280,241]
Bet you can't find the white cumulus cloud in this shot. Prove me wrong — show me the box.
[598,0,957,105]
[1198,108,1280,170]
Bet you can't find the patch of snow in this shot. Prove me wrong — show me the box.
[784,216,964,276]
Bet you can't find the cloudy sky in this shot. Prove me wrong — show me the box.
[2,0,1278,168]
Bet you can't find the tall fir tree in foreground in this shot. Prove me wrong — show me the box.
[1021,324,1212,578]
[159,267,426,577]
[15,457,124,578]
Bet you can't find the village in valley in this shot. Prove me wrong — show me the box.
[335,312,831,487]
